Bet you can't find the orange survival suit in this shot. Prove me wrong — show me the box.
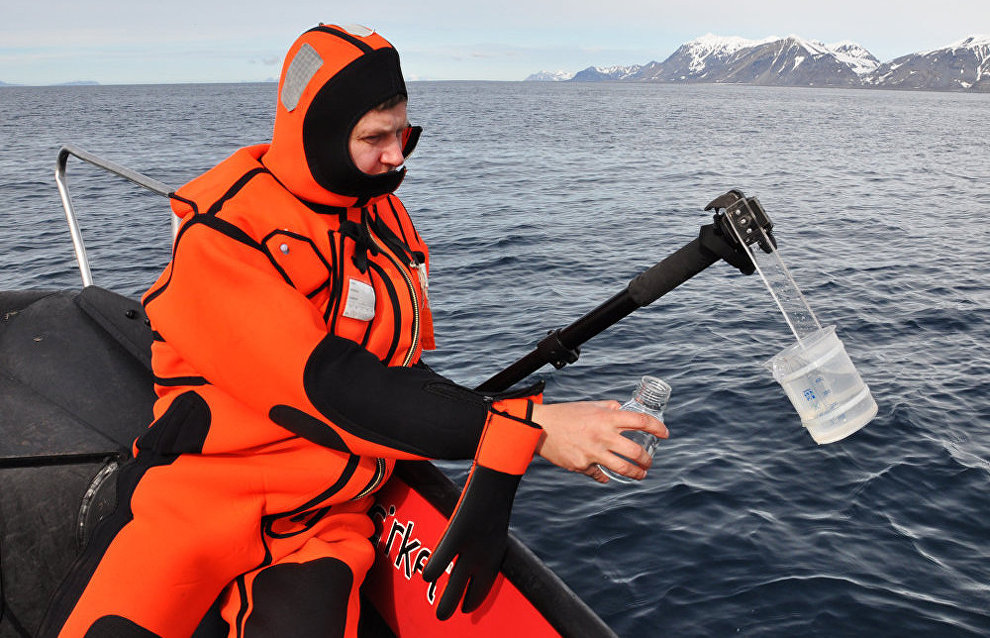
[40,25,542,638]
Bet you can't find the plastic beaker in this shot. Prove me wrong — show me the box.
[765,325,877,444]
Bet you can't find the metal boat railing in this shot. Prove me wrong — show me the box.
[55,144,178,287]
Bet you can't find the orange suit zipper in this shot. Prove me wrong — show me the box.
[364,216,421,368]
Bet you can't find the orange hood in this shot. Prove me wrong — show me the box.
[263,25,419,207]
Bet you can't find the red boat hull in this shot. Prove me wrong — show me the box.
[366,475,560,636]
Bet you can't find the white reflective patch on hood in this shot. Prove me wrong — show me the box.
[280,42,323,112]
[339,24,375,37]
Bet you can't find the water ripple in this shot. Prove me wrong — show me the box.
[3,81,989,638]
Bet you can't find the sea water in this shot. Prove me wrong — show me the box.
[1,81,988,637]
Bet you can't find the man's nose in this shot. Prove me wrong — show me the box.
[381,138,404,168]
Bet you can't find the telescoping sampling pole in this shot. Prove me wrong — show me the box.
[476,189,774,394]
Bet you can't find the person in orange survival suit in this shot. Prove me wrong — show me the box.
[39,24,668,638]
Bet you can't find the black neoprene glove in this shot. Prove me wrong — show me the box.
[421,398,542,620]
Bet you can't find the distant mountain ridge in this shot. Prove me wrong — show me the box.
[865,35,990,90]
[0,80,100,87]
[527,34,990,92]
[571,64,643,81]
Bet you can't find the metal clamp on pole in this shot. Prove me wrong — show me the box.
[536,329,581,369]
[702,189,776,274]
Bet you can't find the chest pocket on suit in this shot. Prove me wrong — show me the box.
[264,231,331,298]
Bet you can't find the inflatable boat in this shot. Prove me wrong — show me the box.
[0,146,767,637]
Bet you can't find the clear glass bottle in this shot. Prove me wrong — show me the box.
[599,375,671,484]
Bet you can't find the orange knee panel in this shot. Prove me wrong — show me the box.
[49,450,377,638]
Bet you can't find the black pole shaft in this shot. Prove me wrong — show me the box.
[476,291,638,393]
[477,234,721,393]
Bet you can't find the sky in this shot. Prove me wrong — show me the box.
[1,0,988,85]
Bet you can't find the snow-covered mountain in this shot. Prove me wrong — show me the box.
[527,34,990,91]
[723,36,877,86]
[524,70,575,82]
[829,41,882,76]
[634,34,879,86]
[567,65,643,81]
[634,34,778,81]
[864,35,990,91]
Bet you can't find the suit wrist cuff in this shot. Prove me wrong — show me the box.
[475,398,542,475]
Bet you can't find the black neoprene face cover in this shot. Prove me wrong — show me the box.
[302,47,414,202]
